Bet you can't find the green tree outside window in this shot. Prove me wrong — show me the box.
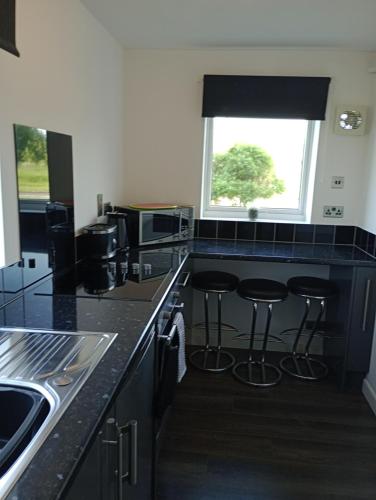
[211,144,285,207]
[15,125,49,200]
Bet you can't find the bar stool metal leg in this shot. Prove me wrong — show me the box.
[233,302,282,388]
[292,298,310,358]
[189,291,235,373]
[305,299,325,354]
[204,292,210,349]
[202,292,210,369]
[280,298,329,381]
[248,302,257,361]
[215,293,222,369]
[261,304,272,363]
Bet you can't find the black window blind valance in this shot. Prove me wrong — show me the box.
[202,75,331,120]
[0,0,20,57]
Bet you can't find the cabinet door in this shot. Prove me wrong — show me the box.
[64,435,101,500]
[64,404,116,500]
[115,331,155,500]
[346,267,376,372]
[99,406,118,500]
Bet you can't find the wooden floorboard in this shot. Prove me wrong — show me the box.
[156,349,376,500]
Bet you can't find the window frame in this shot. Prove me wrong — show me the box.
[201,117,320,222]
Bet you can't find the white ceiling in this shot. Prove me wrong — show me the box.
[81,0,376,50]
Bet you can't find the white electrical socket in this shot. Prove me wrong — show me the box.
[323,205,344,218]
[331,176,345,189]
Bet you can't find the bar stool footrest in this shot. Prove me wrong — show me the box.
[235,333,287,345]
[193,322,238,333]
[189,347,235,372]
[279,327,342,341]
[280,354,328,381]
[232,360,282,387]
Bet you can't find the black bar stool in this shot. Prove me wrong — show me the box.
[232,279,288,387]
[189,270,239,372]
[280,276,338,381]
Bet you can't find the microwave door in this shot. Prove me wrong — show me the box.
[140,211,180,244]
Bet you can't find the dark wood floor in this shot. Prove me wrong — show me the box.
[157,350,376,500]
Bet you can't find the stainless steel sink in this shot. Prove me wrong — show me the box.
[0,327,117,498]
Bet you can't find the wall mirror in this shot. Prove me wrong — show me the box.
[14,124,76,287]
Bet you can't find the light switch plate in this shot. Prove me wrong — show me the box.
[331,176,344,189]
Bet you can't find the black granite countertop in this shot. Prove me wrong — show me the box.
[189,239,376,267]
[3,246,188,500]
[2,238,376,499]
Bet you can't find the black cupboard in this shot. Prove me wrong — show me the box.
[326,265,376,388]
[64,330,155,500]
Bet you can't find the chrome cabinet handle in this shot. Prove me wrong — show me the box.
[178,272,191,288]
[102,417,138,498]
[118,420,138,496]
[158,324,177,345]
[362,279,372,332]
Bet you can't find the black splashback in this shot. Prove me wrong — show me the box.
[14,124,75,288]
[193,219,372,250]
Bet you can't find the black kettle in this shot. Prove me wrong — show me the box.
[107,212,129,250]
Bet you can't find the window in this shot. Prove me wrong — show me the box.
[200,74,330,222]
[201,116,320,221]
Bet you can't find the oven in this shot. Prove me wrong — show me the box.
[154,270,190,451]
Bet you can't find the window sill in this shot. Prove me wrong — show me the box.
[200,216,311,225]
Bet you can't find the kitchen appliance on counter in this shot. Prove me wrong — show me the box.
[115,205,194,247]
[107,211,129,250]
[82,258,128,295]
[82,223,117,260]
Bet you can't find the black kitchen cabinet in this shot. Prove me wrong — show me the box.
[327,265,376,389]
[65,404,116,500]
[345,267,376,373]
[64,329,155,500]
[115,331,155,500]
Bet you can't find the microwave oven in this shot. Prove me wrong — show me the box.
[115,206,194,247]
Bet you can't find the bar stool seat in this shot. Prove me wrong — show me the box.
[287,276,338,299]
[233,278,288,388]
[280,276,338,381]
[189,271,239,373]
[238,279,288,302]
[192,271,239,293]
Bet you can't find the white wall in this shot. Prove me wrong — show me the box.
[361,73,376,414]
[123,48,373,222]
[361,75,376,234]
[0,0,126,265]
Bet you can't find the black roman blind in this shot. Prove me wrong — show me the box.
[0,0,20,57]
[202,75,331,120]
